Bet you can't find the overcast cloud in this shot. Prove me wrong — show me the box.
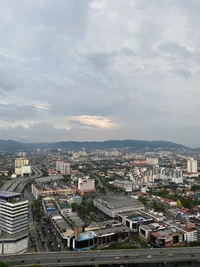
[0,0,200,146]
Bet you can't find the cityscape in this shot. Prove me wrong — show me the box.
[0,0,200,267]
[0,145,200,266]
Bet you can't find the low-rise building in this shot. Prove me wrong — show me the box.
[94,196,144,218]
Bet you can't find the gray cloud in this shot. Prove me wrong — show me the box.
[0,104,40,122]
[0,0,199,145]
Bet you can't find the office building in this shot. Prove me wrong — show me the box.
[0,191,29,254]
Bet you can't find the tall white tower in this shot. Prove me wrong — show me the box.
[187,158,197,173]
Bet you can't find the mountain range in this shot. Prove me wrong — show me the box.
[0,139,188,151]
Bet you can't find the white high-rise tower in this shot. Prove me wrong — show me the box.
[187,158,197,173]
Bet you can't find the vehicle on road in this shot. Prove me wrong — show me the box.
[147,255,152,259]
[115,257,120,260]
[168,254,173,257]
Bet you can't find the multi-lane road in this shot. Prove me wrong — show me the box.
[1,248,200,266]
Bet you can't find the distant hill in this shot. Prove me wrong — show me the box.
[0,139,188,151]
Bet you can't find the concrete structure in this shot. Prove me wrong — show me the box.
[112,179,133,192]
[15,157,29,177]
[15,158,29,168]
[31,177,76,199]
[17,152,26,157]
[21,165,31,177]
[94,196,144,218]
[187,158,198,173]
[146,157,158,165]
[0,191,29,254]
[56,161,70,175]
[78,177,95,195]
[118,211,154,232]
[72,224,130,250]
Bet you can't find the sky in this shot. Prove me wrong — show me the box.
[0,0,200,146]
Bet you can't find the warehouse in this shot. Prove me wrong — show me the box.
[94,196,144,218]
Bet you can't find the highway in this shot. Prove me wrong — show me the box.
[1,247,200,266]
[0,166,43,193]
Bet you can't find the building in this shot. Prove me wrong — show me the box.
[78,177,95,195]
[31,179,76,199]
[0,191,29,254]
[94,196,144,218]
[15,157,29,168]
[112,180,133,192]
[21,165,31,177]
[15,157,29,176]
[146,157,159,165]
[72,224,130,250]
[56,161,70,175]
[17,152,26,157]
[187,158,197,173]
[118,211,154,233]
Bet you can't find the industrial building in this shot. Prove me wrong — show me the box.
[0,191,29,254]
[94,196,144,218]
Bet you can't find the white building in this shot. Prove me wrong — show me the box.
[78,177,95,194]
[21,165,31,177]
[187,158,198,173]
[112,180,133,192]
[56,161,70,175]
[15,157,29,176]
[0,191,29,254]
[146,157,158,165]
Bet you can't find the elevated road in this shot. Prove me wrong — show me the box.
[0,166,43,193]
[1,247,200,266]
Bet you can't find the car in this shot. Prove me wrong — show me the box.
[36,261,40,264]
[191,255,195,257]
[147,255,152,259]
[91,259,95,261]
[168,254,173,257]
[134,254,139,257]
[57,259,61,262]
[115,257,120,260]
[21,260,24,263]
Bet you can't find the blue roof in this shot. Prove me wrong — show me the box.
[0,191,21,199]
[78,232,94,241]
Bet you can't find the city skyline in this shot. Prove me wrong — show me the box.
[0,0,200,146]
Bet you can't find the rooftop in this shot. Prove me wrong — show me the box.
[96,196,144,210]
[0,191,21,199]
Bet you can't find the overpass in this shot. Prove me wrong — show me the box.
[1,247,200,266]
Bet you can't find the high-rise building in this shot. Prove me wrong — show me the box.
[187,158,198,173]
[146,157,159,165]
[0,191,29,254]
[15,157,30,177]
[15,157,29,168]
[56,161,70,175]
[17,152,26,157]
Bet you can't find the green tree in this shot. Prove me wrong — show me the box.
[0,262,10,267]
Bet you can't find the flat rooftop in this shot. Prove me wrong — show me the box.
[95,196,144,210]
[0,191,21,199]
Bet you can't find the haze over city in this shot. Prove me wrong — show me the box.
[0,0,200,146]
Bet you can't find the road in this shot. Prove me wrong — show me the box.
[24,189,45,253]
[1,247,200,266]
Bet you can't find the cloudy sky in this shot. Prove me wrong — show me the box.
[0,0,200,146]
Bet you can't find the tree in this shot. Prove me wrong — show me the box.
[0,262,10,267]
